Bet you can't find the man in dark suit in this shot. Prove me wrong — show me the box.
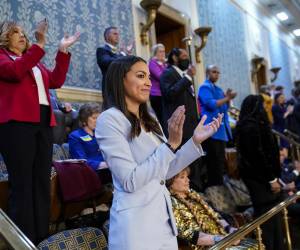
[96,27,133,100]
[160,48,204,191]
[160,48,198,143]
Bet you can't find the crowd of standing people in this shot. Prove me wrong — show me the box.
[0,19,300,250]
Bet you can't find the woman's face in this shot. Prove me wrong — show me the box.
[8,26,27,55]
[124,61,151,110]
[86,112,100,131]
[171,170,190,194]
[155,47,165,62]
[277,94,285,104]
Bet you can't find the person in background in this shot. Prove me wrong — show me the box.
[274,85,284,96]
[160,48,204,191]
[96,26,133,103]
[259,85,273,124]
[50,89,78,144]
[198,65,236,187]
[235,95,284,250]
[96,55,222,250]
[272,93,293,148]
[286,87,300,140]
[160,48,198,142]
[279,148,300,187]
[69,103,111,183]
[167,168,258,249]
[0,20,79,243]
[149,43,167,125]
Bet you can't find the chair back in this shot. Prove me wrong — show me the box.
[52,144,67,161]
[53,160,102,202]
[0,153,8,181]
[37,227,108,250]
[61,143,70,159]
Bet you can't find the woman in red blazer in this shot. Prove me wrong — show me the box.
[0,20,79,243]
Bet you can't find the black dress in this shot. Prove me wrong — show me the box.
[236,118,285,250]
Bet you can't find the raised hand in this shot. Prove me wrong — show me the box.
[187,65,196,77]
[35,18,48,48]
[192,113,223,144]
[167,105,186,151]
[59,32,80,53]
[270,180,281,193]
[126,40,135,55]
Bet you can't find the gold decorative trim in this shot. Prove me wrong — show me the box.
[56,86,103,103]
[158,4,188,26]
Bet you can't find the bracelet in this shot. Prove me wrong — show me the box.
[165,142,176,153]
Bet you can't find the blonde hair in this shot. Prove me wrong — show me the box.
[0,21,30,51]
[151,43,165,57]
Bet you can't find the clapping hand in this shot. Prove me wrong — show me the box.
[126,40,135,54]
[192,113,223,144]
[35,18,48,48]
[270,180,281,193]
[59,32,80,53]
[120,40,135,55]
[226,88,237,100]
[187,65,196,77]
[167,105,186,151]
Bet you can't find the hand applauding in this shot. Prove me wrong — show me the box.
[167,105,186,151]
[192,113,223,144]
[35,19,48,49]
[59,32,80,53]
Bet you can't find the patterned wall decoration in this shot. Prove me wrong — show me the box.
[1,0,134,90]
[268,32,293,96]
[195,0,251,107]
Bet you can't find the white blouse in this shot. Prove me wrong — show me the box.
[32,66,49,105]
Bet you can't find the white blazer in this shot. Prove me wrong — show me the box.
[95,107,204,250]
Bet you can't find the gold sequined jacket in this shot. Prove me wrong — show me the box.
[171,190,259,250]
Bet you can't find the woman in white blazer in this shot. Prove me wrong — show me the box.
[95,56,222,250]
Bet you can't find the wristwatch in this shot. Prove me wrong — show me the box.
[165,142,176,153]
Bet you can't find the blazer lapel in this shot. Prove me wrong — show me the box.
[171,67,195,97]
[153,131,167,143]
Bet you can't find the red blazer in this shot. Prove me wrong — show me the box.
[0,44,71,126]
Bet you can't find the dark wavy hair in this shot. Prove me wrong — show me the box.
[104,55,163,139]
[235,95,271,147]
[237,95,269,126]
[167,47,181,65]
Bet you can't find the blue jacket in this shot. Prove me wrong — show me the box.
[68,128,104,171]
[198,79,232,141]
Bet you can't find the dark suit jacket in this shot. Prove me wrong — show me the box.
[96,44,123,93]
[160,66,198,144]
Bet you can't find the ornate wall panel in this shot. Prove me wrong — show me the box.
[2,0,134,90]
[268,32,293,95]
[196,0,251,107]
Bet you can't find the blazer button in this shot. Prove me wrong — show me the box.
[160,180,165,185]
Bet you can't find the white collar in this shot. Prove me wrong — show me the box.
[105,42,118,51]
[172,65,186,77]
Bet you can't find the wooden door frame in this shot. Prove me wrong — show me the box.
[149,3,190,48]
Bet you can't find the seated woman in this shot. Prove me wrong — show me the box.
[167,168,258,249]
[69,103,111,183]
